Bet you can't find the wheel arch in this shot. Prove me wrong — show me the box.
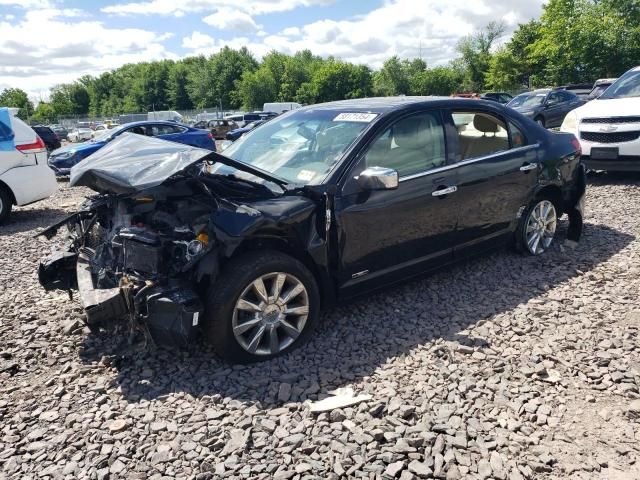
[222,235,335,308]
[534,184,563,215]
[0,180,16,205]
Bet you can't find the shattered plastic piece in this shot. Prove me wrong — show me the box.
[308,387,372,413]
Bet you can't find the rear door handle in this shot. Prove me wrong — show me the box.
[432,186,458,197]
[520,163,537,172]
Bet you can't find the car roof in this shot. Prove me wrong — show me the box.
[297,96,462,114]
[117,120,189,129]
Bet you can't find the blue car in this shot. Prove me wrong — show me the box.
[225,120,266,141]
[48,121,216,176]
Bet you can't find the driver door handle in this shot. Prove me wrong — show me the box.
[432,186,458,197]
[520,163,537,172]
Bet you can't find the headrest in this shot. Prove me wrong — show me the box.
[473,115,499,133]
[393,117,432,150]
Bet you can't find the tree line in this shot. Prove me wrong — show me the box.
[1,0,638,124]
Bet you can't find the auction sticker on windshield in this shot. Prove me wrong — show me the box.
[333,112,378,122]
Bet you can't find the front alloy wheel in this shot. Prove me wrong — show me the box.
[204,250,320,363]
[232,272,309,356]
[524,199,557,255]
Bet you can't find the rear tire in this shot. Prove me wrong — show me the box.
[204,250,320,363]
[516,196,558,255]
[0,187,13,225]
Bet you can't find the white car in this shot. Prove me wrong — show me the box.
[0,107,57,223]
[561,66,640,171]
[68,128,93,142]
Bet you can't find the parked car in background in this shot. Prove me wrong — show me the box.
[480,92,514,104]
[224,112,274,128]
[32,125,61,152]
[49,124,68,140]
[588,78,617,100]
[194,119,239,139]
[507,89,584,128]
[0,108,57,223]
[48,121,216,176]
[68,128,94,143]
[561,66,640,171]
[558,83,593,100]
[225,120,266,141]
[38,97,585,363]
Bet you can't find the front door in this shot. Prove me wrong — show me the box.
[334,110,459,296]
[446,110,538,257]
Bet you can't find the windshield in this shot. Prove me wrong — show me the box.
[508,92,547,108]
[218,109,376,185]
[599,70,640,99]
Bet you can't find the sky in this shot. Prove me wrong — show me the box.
[0,0,545,100]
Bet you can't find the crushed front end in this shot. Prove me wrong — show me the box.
[39,188,215,346]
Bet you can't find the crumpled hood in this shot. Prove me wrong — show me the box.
[70,132,291,195]
[70,133,212,194]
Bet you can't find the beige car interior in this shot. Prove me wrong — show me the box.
[456,113,509,160]
[366,113,446,177]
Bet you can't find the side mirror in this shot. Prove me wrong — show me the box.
[356,166,399,191]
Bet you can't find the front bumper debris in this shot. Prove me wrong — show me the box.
[39,248,203,347]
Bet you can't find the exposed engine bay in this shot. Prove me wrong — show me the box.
[37,134,320,348]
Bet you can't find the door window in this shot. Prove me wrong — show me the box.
[547,92,562,105]
[452,112,509,160]
[364,112,446,178]
[508,122,527,148]
[151,124,184,135]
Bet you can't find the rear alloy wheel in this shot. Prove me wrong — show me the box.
[0,187,12,224]
[205,250,320,363]
[522,199,557,255]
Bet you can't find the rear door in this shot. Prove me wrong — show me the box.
[445,108,538,258]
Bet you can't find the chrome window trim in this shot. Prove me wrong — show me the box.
[398,143,541,183]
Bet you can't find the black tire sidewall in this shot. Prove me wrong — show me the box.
[204,250,320,363]
[0,187,12,224]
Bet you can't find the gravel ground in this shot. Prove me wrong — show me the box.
[1,174,640,480]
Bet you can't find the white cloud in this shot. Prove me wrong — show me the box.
[0,0,52,7]
[181,31,216,50]
[102,0,333,16]
[0,6,176,98]
[181,0,544,69]
[203,8,259,32]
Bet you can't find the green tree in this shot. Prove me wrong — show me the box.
[410,66,463,96]
[30,102,56,124]
[0,88,33,119]
[50,82,90,116]
[236,68,278,110]
[456,21,506,91]
[167,62,193,110]
[305,60,373,103]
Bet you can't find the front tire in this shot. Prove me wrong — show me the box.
[0,187,13,224]
[516,197,558,255]
[204,250,320,363]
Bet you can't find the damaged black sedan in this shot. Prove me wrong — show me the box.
[38,97,585,363]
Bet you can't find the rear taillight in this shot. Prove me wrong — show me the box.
[16,136,46,152]
[571,137,582,155]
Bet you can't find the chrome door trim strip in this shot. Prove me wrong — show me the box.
[398,143,541,183]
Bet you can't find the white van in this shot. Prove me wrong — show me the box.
[0,107,57,223]
[148,110,184,122]
[263,102,301,114]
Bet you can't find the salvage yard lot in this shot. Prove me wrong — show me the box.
[1,176,640,479]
